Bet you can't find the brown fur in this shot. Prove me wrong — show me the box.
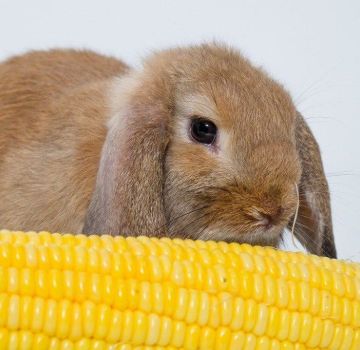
[0,44,336,257]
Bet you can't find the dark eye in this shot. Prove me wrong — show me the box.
[190,117,217,145]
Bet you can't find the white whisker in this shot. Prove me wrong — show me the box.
[291,183,300,248]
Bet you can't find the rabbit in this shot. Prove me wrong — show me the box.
[0,43,336,258]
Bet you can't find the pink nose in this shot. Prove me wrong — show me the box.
[253,207,284,229]
[258,214,272,228]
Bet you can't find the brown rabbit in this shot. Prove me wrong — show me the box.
[0,43,336,258]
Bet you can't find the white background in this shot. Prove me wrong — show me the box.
[0,0,359,261]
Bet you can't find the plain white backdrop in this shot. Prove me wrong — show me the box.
[0,0,359,260]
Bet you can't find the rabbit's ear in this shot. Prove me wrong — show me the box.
[289,113,337,258]
[82,73,171,236]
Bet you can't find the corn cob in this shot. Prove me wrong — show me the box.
[0,230,359,350]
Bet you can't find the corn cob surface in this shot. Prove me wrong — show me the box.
[0,230,359,350]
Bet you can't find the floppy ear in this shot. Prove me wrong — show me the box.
[289,112,337,258]
[82,73,171,236]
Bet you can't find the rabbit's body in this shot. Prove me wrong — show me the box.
[0,45,336,258]
[0,50,128,232]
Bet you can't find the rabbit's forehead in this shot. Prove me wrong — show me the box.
[175,93,219,123]
[176,78,296,142]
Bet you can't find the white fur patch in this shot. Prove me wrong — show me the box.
[198,226,280,245]
[176,93,219,120]
[107,71,143,130]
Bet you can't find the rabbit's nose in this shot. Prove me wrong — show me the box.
[251,207,284,229]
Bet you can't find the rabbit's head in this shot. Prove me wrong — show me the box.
[83,43,336,258]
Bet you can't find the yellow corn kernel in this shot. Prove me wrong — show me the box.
[0,229,359,350]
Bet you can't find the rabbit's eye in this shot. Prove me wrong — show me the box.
[190,117,217,145]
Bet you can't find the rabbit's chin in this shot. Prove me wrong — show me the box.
[196,226,285,247]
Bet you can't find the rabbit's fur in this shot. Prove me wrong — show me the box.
[0,44,336,258]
